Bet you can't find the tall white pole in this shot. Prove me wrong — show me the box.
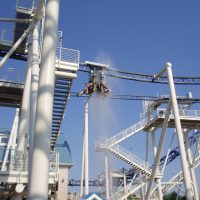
[29,0,60,199]
[123,169,127,200]
[11,108,20,157]
[29,22,39,157]
[142,132,149,199]
[84,100,89,195]
[184,131,199,200]
[151,131,163,200]
[166,63,193,200]
[28,22,40,192]
[80,130,85,197]
[105,154,110,200]
[17,34,32,151]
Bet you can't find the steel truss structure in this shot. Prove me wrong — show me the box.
[95,64,200,200]
[0,1,200,200]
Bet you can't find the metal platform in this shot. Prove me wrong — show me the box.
[0,2,34,61]
[0,80,23,107]
[144,108,200,131]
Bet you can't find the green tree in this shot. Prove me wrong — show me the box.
[163,191,186,200]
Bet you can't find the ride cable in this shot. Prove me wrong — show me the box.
[70,92,200,104]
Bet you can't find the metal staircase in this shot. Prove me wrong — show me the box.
[106,144,151,176]
[96,119,147,150]
[51,46,79,147]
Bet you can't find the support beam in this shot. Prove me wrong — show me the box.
[145,100,171,200]
[80,128,85,197]
[184,131,199,200]
[17,34,32,151]
[28,22,40,192]
[84,100,89,195]
[28,0,60,199]
[166,62,194,200]
[105,154,110,200]
[151,131,163,200]
[153,67,166,80]
[0,18,32,23]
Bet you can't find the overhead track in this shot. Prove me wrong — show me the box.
[79,63,200,85]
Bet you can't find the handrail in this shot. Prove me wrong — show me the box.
[157,108,200,119]
[0,149,59,173]
[110,144,151,173]
[104,119,147,147]
[56,47,80,64]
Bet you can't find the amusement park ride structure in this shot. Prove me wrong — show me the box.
[0,0,200,200]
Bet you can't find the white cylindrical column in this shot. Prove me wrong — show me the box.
[184,131,199,200]
[84,100,89,195]
[145,101,171,200]
[28,0,60,199]
[29,23,39,156]
[151,131,163,200]
[11,108,20,157]
[28,22,40,192]
[17,33,32,151]
[166,63,193,200]
[157,179,163,200]
[105,154,110,200]
[123,169,127,200]
[80,131,85,197]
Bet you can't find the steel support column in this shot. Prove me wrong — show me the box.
[80,126,85,197]
[151,131,163,200]
[29,22,39,157]
[28,22,40,192]
[28,0,60,199]
[105,154,110,200]
[184,131,199,200]
[145,101,171,200]
[166,63,194,200]
[84,100,89,195]
[17,34,32,151]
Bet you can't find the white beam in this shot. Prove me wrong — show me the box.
[166,63,194,200]
[28,0,60,199]
[145,100,171,200]
[84,100,89,195]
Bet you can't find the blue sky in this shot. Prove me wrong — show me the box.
[0,0,200,193]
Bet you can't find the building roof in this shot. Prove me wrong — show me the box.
[55,133,73,167]
[80,193,104,200]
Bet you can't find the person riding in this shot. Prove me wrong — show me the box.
[77,70,110,96]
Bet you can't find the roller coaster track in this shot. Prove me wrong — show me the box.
[79,64,200,85]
